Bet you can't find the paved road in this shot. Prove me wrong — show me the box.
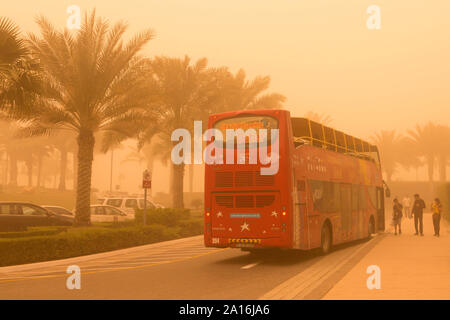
[0,234,384,300]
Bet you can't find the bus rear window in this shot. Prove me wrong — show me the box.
[213,115,278,146]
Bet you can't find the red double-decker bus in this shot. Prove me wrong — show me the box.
[204,109,387,254]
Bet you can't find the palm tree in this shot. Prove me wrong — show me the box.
[0,120,20,186]
[0,17,42,116]
[407,123,441,183]
[0,17,27,68]
[23,11,155,225]
[436,125,450,182]
[16,136,52,187]
[371,130,403,183]
[209,68,285,114]
[138,56,214,208]
[304,111,333,125]
[49,131,77,190]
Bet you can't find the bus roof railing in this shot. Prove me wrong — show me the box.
[291,117,380,166]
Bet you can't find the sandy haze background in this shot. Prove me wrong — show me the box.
[2,0,449,194]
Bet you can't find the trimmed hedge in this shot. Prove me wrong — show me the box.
[0,218,203,267]
[0,226,69,239]
[135,208,191,226]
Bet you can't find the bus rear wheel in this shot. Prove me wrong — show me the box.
[321,224,332,255]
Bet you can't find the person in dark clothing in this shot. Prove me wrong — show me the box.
[412,194,426,236]
[431,198,442,237]
[393,198,403,235]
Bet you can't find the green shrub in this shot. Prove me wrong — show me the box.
[135,208,190,226]
[176,218,204,237]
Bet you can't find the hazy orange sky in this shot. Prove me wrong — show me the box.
[3,0,449,192]
[4,0,450,138]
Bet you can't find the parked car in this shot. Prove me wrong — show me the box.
[42,205,73,216]
[89,205,131,222]
[0,202,74,232]
[98,197,163,215]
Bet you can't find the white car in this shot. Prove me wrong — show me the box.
[97,197,163,215]
[90,205,131,222]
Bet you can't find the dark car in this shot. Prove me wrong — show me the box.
[0,202,74,232]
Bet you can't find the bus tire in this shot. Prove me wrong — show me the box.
[321,223,332,255]
[368,216,375,237]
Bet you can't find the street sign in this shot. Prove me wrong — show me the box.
[142,169,152,189]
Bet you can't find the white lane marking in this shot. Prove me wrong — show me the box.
[241,261,261,270]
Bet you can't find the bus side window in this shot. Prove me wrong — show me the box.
[335,131,346,153]
[310,121,324,148]
[296,180,306,192]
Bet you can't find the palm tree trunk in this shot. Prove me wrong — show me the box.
[427,155,434,182]
[146,158,154,197]
[438,154,447,182]
[74,130,95,226]
[8,153,18,186]
[72,150,78,190]
[26,159,33,187]
[188,164,194,193]
[2,153,7,186]
[172,162,185,208]
[37,155,43,187]
[58,148,68,191]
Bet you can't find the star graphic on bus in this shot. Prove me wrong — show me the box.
[271,211,278,217]
[240,222,250,232]
[217,211,223,218]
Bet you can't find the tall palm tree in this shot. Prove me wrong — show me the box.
[0,120,20,186]
[49,131,77,191]
[138,56,214,208]
[436,125,450,182]
[397,136,423,180]
[304,111,333,125]
[0,17,42,116]
[209,67,285,114]
[371,130,403,183]
[23,11,155,225]
[407,123,440,183]
[0,17,27,68]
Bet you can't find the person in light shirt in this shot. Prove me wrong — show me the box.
[431,198,442,237]
[402,195,412,219]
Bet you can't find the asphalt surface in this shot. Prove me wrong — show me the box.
[0,235,383,300]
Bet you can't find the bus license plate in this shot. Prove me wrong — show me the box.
[235,243,255,248]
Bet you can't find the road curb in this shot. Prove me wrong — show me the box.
[259,233,386,300]
[0,235,203,273]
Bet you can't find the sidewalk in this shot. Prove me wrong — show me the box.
[324,213,450,300]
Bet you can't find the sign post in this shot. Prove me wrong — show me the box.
[142,169,152,225]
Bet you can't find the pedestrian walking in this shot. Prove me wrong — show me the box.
[431,198,442,237]
[402,195,412,219]
[393,198,403,235]
[412,194,426,236]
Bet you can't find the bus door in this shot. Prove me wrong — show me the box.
[294,179,307,249]
[376,187,385,231]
